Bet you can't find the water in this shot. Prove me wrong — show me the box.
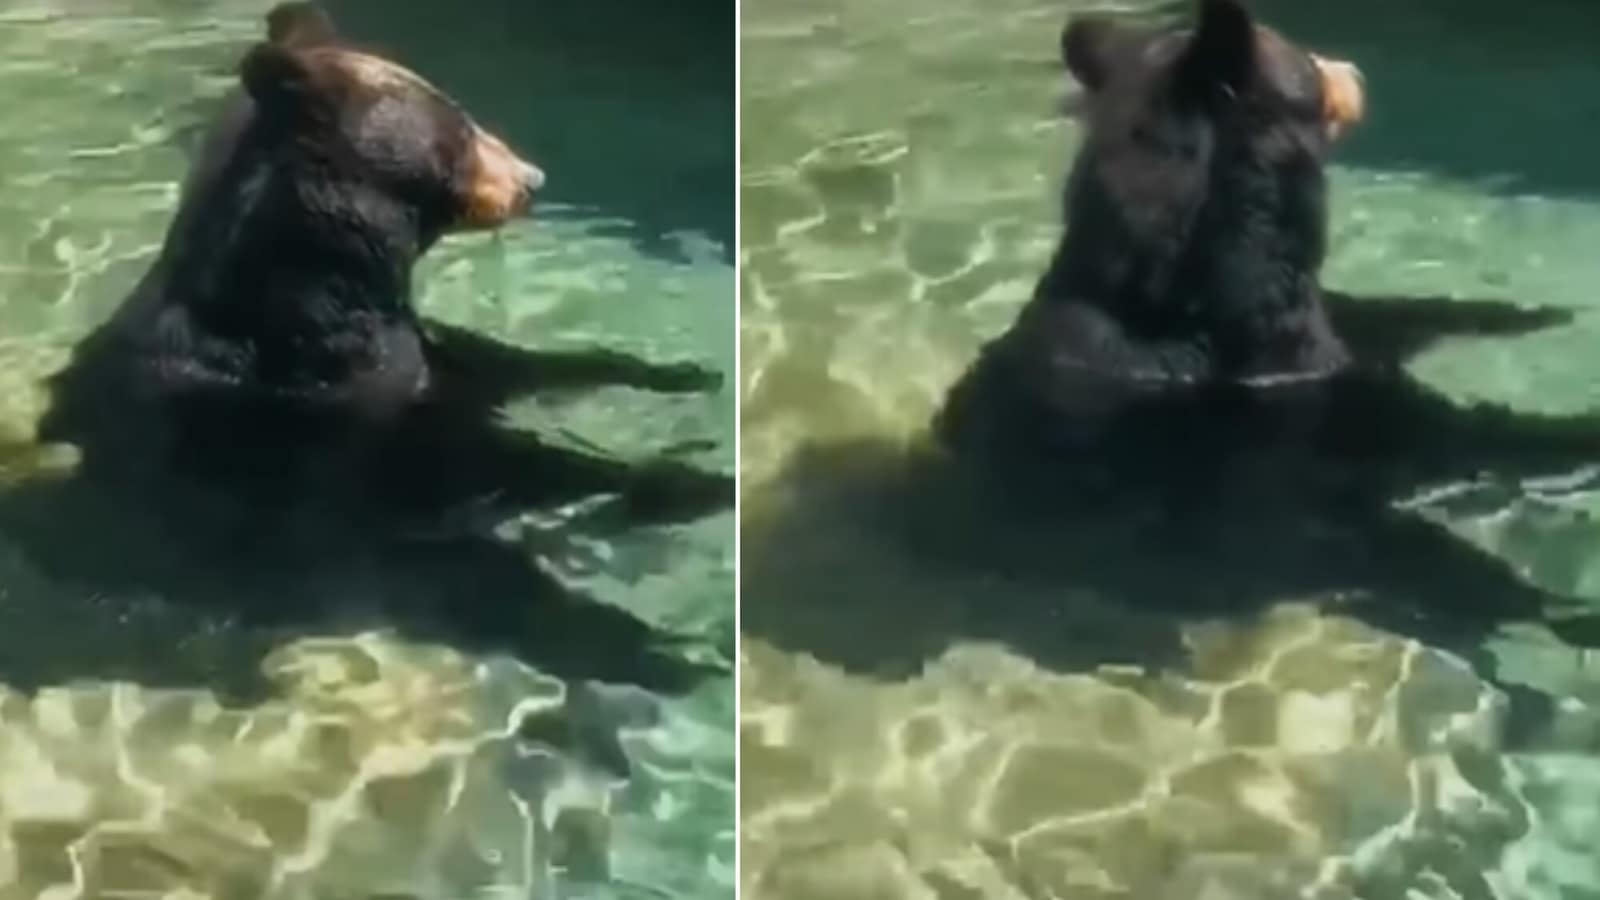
[739,0,1600,897]
[0,2,733,897]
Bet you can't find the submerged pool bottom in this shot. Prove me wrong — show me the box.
[0,633,634,897]
[743,595,1600,899]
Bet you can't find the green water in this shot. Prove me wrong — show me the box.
[740,0,1600,898]
[0,2,733,898]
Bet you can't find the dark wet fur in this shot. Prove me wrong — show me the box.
[0,3,733,698]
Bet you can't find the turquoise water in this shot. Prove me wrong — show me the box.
[0,2,733,897]
[740,0,1600,897]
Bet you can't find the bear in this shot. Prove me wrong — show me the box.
[97,1,540,420]
[905,0,1600,655]
[0,2,733,694]
[936,0,1366,459]
[39,2,732,528]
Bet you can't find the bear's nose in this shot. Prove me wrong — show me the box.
[521,161,545,195]
[508,160,543,219]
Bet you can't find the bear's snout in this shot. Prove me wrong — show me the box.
[458,125,545,230]
[1310,54,1364,140]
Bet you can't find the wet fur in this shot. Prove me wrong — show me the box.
[939,0,1354,439]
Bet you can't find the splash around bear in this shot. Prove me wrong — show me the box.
[39,2,731,526]
[937,0,1366,453]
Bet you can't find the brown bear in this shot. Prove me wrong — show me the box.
[41,2,731,526]
[0,2,730,694]
[938,0,1365,454]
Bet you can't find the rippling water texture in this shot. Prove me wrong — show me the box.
[0,2,733,897]
[740,0,1600,897]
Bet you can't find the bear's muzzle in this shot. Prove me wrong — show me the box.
[1311,54,1364,140]
[459,125,545,230]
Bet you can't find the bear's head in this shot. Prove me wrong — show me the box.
[1062,0,1364,152]
[1047,0,1364,365]
[236,3,543,247]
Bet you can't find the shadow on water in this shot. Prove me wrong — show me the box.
[741,291,1600,684]
[0,322,734,703]
[322,0,735,262]
[1247,0,1600,199]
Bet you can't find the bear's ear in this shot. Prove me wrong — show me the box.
[266,2,338,47]
[240,43,316,117]
[1061,17,1119,91]
[1177,0,1257,101]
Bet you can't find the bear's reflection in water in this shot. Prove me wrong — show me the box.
[741,292,1600,689]
[0,319,732,701]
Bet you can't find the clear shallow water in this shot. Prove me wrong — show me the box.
[740,0,1600,897]
[0,2,733,898]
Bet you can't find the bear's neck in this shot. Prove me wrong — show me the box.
[1040,149,1348,377]
[123,149,432,395]
[159,161,422,330]
[1186,151,1348,375]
